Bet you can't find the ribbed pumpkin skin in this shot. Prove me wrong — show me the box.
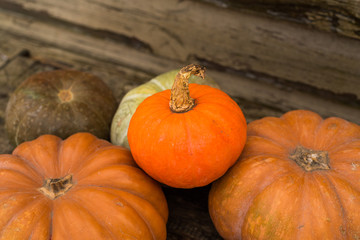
[0,133,168,240]
[127,83,247,188]
[110,69,219,148]
[209,110,360,240]
[5,70,117,146]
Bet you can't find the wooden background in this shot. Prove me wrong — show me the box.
[0,0,359,239]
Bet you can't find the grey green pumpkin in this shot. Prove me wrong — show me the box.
[110,68,219,148]
[5,70,117,146]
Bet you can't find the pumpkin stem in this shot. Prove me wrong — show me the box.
[169,64,206,113]
[289,146,330,172]
[38,174,74,200]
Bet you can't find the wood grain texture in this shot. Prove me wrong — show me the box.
[1,0,360,100]
[201,0,360,40]
[0,27,358,125]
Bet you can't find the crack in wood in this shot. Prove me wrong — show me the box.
[0,0,154,53]
[1,0,359,101]
[201,0,360,39]
[0,49,30,69]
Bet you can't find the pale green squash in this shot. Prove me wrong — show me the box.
[110,68,219,148]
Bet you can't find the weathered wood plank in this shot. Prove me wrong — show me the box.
[0,10,178,76]
[164,186,222,239]
[0,14,360,123]
[208,70,360,124]
[1,0,360,100]
[0,26,359,126]
[201,0,360,40]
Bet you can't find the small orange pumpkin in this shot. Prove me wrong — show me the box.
[209,110,360,239]
[128,64,247,188]
[0,132,168,239]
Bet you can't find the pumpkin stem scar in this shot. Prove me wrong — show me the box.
[58,89,73,102]
[289,146,330,172]
[38,174,74,200]
[169,64,205,113]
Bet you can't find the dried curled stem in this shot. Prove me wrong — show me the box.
[169,64,206,113]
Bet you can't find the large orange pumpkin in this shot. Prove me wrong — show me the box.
[0,132,168,240]
[209,110,360,239]
[127,64,247,188]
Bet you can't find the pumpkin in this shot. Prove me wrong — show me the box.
[0,132,168,239]
[127,64,247,188]
[110,67,219,148]
[209,109,360,239]
[5,70,118,146]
